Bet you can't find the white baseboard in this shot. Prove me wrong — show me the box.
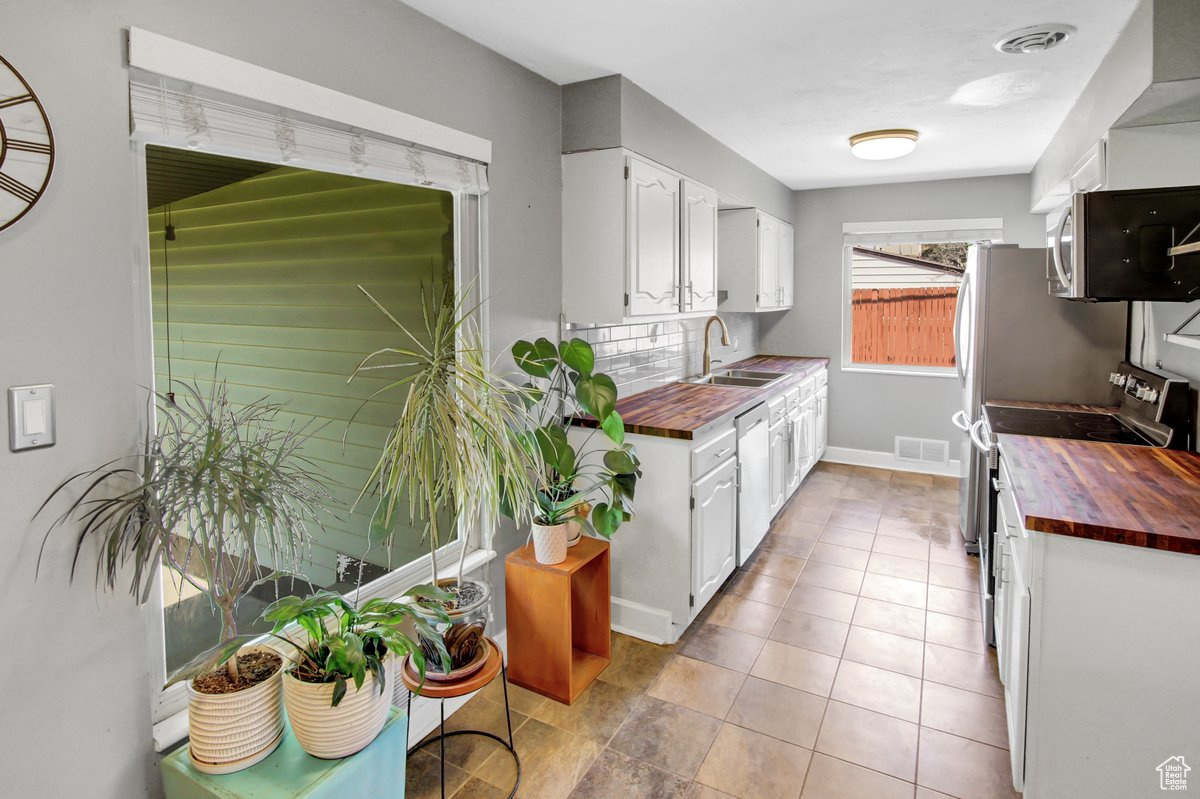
[402,630,508,751]
[822,446,964,478]
[610,596,676,645]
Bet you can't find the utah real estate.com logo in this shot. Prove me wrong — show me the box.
[1159,756,1191,791]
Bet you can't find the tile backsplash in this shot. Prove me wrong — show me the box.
[566,314,759,397]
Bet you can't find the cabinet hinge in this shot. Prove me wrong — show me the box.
[624,165,630,180]
[624,292,630,308]
[689,593,695,608]
[689,495,695,510]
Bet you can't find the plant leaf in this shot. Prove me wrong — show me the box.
[558,338,594,376]
[331,676,347,707]
[534,425,575,477]
[512,338,558,379]
[603,447,637,475]
[600,411,625,445]
[163,636,256,688]
[576,374,617,422]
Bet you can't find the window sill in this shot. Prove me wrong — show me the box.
[840,365,958,379]
[152,547,499,753]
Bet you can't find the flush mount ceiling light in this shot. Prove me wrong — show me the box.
[849,129,919,160]
[994,24,1077,54]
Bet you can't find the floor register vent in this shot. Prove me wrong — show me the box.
[894,436,950,465]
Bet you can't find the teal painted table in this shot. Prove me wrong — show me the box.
[161,708,406,798]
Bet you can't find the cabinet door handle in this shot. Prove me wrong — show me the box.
[713,447,733,458]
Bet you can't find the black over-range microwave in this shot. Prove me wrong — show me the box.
[1048,184,1200,301]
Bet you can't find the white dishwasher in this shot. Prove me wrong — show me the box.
[735,402,771,565]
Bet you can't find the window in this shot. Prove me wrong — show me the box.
[847,243,965,370]
[146,146,461,677]
[840,218,1001,377]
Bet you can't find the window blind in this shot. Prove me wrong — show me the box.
[129,75,488,196]
[842,217,1003,246]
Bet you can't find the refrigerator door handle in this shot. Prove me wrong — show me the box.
[953,271,970,386]
[1051,207,1072,291]
[951,409,970,432]
[969,418,991,453]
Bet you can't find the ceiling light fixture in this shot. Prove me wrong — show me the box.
[849,129,919,160]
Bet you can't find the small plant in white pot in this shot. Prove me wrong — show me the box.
[350,283,537,675]
[38,378,329,774]
[263,589,450,758]
[508,336,643,564]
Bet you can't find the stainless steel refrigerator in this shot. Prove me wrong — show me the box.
[951,243,1126,551]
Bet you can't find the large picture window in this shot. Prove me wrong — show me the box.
[145,145,460,677]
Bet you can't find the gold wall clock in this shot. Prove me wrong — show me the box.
[0,54,54,233]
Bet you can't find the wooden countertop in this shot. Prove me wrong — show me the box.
[998,434,1200,556]
[573,355,829,440]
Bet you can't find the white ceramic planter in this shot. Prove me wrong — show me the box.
[186,646,284,774]
[531,521,568,564]
[283,658,392,759]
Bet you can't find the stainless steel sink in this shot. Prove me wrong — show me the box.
[684,369,788,389]
[720,369,787,381]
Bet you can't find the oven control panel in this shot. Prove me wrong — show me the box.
[1111,362,1190,447]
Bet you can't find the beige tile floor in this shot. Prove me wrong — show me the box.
[406,463,1019,799]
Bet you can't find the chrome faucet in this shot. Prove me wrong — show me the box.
[702,315,731,376]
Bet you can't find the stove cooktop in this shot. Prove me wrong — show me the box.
[983,405,1155,446]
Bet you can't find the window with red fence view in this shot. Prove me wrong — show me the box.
[849,243,965,368]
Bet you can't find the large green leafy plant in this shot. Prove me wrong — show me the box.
[509,337,642,537]
[350,282,537,587]
[263,588,451,706]
[38,377,330,686]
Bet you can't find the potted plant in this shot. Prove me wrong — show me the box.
[262,588,450,759]
[509,336,643,564]
[37,377,330,773]
[349,282,537,674]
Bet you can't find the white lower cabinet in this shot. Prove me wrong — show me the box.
[994,454,1200,799]
[691,457,738,613]
[575,365,828,644]
[814,384,828,460]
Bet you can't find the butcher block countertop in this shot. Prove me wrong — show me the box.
[998,434,1200,556]
[573,355,829,440]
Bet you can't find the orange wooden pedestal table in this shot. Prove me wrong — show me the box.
[504,536,611,704]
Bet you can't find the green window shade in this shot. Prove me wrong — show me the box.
[150,166,453,588]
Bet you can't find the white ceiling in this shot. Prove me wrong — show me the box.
[402,0,1140,189]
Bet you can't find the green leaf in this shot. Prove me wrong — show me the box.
[613,471,637,501]
[600,411,625,445]
[576,374,617,421]
[558,338,594,376]
[591,502,622,538]
[603,447,637,475]
[534,425,576,476]
[331,676,347,707]
[512,338,558,379]
[163,635,256,688]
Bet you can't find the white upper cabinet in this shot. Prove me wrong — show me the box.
[627,157,682,316]
[718,209,794,312]
[561,148,720,324]
[682,179,719,313]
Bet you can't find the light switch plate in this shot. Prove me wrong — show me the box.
[8,384,55,451]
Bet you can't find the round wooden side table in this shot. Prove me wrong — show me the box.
[401,637,520,799]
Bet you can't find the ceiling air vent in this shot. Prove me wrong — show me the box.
[994,24,1076,55]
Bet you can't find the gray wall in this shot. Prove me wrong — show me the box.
[0,1,561,797]
[759,174,1046,456]
[562,75,793,219]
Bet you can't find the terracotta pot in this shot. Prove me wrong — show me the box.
[283,658,393,759]
[186,646,284,774]
[531,521,568,564]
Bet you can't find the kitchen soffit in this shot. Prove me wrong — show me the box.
[400,0,1139,190]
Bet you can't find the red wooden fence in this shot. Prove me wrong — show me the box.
[851,287,958,367]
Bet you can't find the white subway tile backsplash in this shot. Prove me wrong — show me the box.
[566,313,759,398]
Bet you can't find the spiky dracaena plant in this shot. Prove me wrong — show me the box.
[350,282,537,589]
[37,376,330,686]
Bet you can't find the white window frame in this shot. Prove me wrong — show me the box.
[840,218,1002,378]
[124,31,496,746]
